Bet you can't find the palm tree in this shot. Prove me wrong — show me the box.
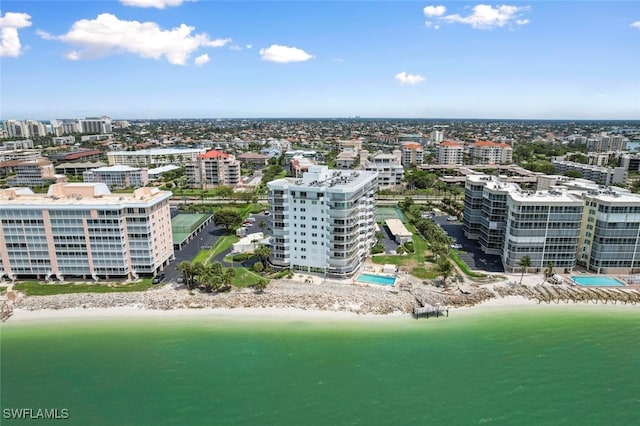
[519,256,532,285]
[437,257,454,287]
[254,245,271,264]
[258,220,267,231]
[177,261,195,290]
[544,262,555,279]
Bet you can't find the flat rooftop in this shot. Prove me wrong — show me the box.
[171,213,212,245]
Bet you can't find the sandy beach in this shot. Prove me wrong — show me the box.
[7,293,640,325]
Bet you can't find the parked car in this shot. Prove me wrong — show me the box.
[447,216,457,222]
[450,243,463,249]
[176,276,184,284]
[152,273,165,285]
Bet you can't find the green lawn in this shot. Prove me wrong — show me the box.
[0,286,7,295]
[410,266,439,280]
[193,234,239,264]
[231,267,266,288]
[13,279,154,296]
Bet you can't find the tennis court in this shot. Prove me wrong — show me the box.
[376,206,406,223]
[171,213,212,246]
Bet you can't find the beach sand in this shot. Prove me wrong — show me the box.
[7,294,639,325]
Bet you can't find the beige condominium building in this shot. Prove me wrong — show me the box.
[186,149,241,189]
[0,183,173,281]
[107,148,206,167]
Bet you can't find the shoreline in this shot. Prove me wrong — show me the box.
[6,295,640,325]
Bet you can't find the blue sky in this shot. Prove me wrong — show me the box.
[1,1,639,120]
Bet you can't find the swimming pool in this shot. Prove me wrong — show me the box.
[357,273,396,286]
[571,276,625,287]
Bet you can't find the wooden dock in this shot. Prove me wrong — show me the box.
[408,289,449,319]
[413,303,449,319]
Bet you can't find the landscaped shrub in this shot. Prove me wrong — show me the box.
[253,262,264,272]
[403,241,415,253]
[372,243,384,254]
[232,253,253,262]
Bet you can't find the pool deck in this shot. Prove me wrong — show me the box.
[558,273,640,289]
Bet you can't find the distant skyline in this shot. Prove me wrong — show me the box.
[1,1,639,120]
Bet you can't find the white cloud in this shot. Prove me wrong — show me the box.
[40,13,231,65]
[423,5,446,17]
[245,44,253,49]
[229,44,243,51]
[631,21,640,29]
[119,0,188,9]
[259,44,314,63]
[443,4,530,30]
[424,21,440,30]
[36,29,55,40]
[0,11,32,57]
[194,53,209,66]
[65,50,80,60]
[395,72,426,85]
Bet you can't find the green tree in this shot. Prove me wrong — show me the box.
[519,256,532,285]
[254,279,268,293]
[437,257,454,286]
[253,261,264,273]
[544,262,555,279]
[254,245,272,263]
[214,208,243,231]
[258,220,267,231]
[177,261,196,290]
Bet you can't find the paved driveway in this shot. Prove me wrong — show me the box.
[162,220,226,284]
[434,216,504,273]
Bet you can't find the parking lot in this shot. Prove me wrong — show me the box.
[433,215,504,273]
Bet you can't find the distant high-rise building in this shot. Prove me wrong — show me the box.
[468,141,513,165]
[2,120,29,138]
[24,120,47,137]
[186,149,241,188]
[437,141,463,165]
[431,129,444,144]
[400,142,424,166]
[78,117,112,134]
[586,133,628,152]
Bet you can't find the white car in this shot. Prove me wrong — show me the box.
[450,243,463,249]
[447,216,457,222]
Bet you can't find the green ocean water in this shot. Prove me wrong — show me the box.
[2,308,640,425]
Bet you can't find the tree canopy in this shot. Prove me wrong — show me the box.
[214,208,243,231]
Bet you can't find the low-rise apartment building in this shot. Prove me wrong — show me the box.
[361,150,404,189]
[551,160,627,185]
[400,142,424,166]
[108,148,205,167]
[83,165,149,189]
[468,141,513,165]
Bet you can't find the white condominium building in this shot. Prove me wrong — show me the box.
[464,174,640,274]
[400,142,424,166]
[361,150,404,189]
[2,120,30,138]
[579,189,640,274]
[586,133,628,152]
[267,166,378,278]
[468,141,513,165]
[0,183,173,281]
[107,148,206,167]
[186,149,241,189]
[83,165,149,189]
[551,160,626,185]
[437,141,464,165]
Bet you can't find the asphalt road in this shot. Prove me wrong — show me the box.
[161,212,271,284]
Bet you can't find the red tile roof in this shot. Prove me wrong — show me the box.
[440,141,462,147]
[198,150,229,159]
[402,143,423,149]
[64,150,103,160]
